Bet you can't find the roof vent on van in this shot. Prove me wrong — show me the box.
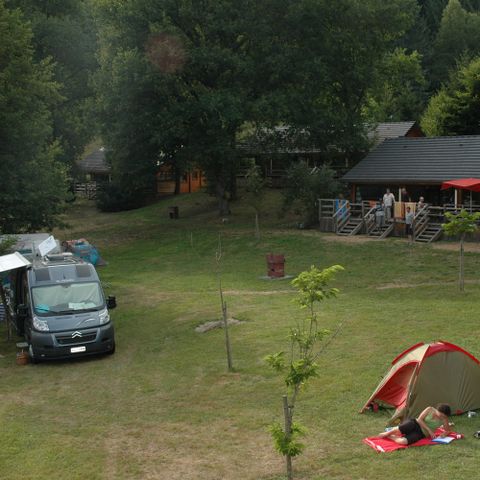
[44,252,76,263]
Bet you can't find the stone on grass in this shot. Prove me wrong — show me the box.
[195,318,244,333]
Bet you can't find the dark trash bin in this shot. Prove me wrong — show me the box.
[168,206,179,219]
[266,253,285,278]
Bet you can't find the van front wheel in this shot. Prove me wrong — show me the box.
[106,342,116,355]
[28,344,39,364]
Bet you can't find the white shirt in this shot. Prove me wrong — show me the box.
[383,193,395,207]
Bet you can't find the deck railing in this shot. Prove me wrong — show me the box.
[363,205,379,235]
[319,199,480,237]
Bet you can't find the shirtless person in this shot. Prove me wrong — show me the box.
[377,404,451,445]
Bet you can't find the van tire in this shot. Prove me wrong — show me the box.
[107,342,116,355]
[28,344,39,364]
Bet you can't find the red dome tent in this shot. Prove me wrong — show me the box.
[361,341,480,423]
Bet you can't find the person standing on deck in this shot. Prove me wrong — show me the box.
[383,188,395,222]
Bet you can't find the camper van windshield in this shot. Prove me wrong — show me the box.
[32,282,104,315]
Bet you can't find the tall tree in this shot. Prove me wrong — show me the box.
[6,0,99,168]
[421,56,480,135]
[365,48,427,121]
[93,0,418,214]
[431,0,480,88]
[0,1,67,232]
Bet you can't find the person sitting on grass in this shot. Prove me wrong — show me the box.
[377,404,452,445]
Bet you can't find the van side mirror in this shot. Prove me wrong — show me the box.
[17,304,28,317]
[107,296,117,309]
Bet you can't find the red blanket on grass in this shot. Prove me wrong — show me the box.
[363,427,463,453]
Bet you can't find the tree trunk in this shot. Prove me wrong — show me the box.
[283,395,293,480]
[222,299,233,371]
[174,165,181,195]
[254,211,260,239]
[229,171,237,201]
[216,180,230,216]
[459,235,465,291]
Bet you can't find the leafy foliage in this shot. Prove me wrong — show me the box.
[421,57,480,135]
[0,1,67,232]
[93,0,418,213]
[442,209,480,290]
[270,422,307,457]
[365,48,427,122]
[95,181,146,212]
[442,209,480,236]
[6,0,99,167]
[282,162,339,226]
[431,0,480,88]
[0,236,17,255]
[292,265,344,310]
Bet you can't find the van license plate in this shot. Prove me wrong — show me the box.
[71,346,86,353]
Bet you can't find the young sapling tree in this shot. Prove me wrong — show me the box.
[265,264,344,480]
[442,209,480,291]
[215,234,233,371]
[244,161,266,239]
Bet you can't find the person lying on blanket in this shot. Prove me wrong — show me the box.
[377,404,452,445]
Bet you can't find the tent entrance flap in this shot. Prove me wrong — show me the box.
[374,362,416,408]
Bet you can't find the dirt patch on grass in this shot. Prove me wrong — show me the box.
[377,279,480,290]
[320,234,377,244]
[432,242,480,253]
[103,421,280,480]
[224,290,292,296]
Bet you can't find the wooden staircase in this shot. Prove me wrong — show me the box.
[363,204,394,239]
[367,222,395,239]
[414,223,443,243]
[413,205,443,243]
[336,217,363,236]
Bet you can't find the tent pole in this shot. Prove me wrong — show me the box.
[454,189,458,209]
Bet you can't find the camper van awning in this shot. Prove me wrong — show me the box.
[0,252,31,274]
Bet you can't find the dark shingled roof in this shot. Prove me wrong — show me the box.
[238,122,420,155]
[77,148,110,174]
[367,121,418,145]
[342,135,480,184]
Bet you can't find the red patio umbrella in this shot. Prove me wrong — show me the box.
[441,178,480,209]
[441,178,480,192]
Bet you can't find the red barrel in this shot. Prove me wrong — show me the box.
[266,253,285,278]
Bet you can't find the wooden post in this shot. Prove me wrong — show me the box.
[222,299,233,371]
[460,234,465,291]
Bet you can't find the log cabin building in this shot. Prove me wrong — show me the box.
[342,135,480,206]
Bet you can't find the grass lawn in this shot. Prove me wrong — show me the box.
[1,191,480,479]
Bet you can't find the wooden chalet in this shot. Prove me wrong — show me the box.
[319,135,480,243]
[156,165,205,195]
[76,147,204,197]
[342,135,480,205]
[238,122,423,185]
[76,147,112,182]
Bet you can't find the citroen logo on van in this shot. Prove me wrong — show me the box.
[72,331,82,338]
